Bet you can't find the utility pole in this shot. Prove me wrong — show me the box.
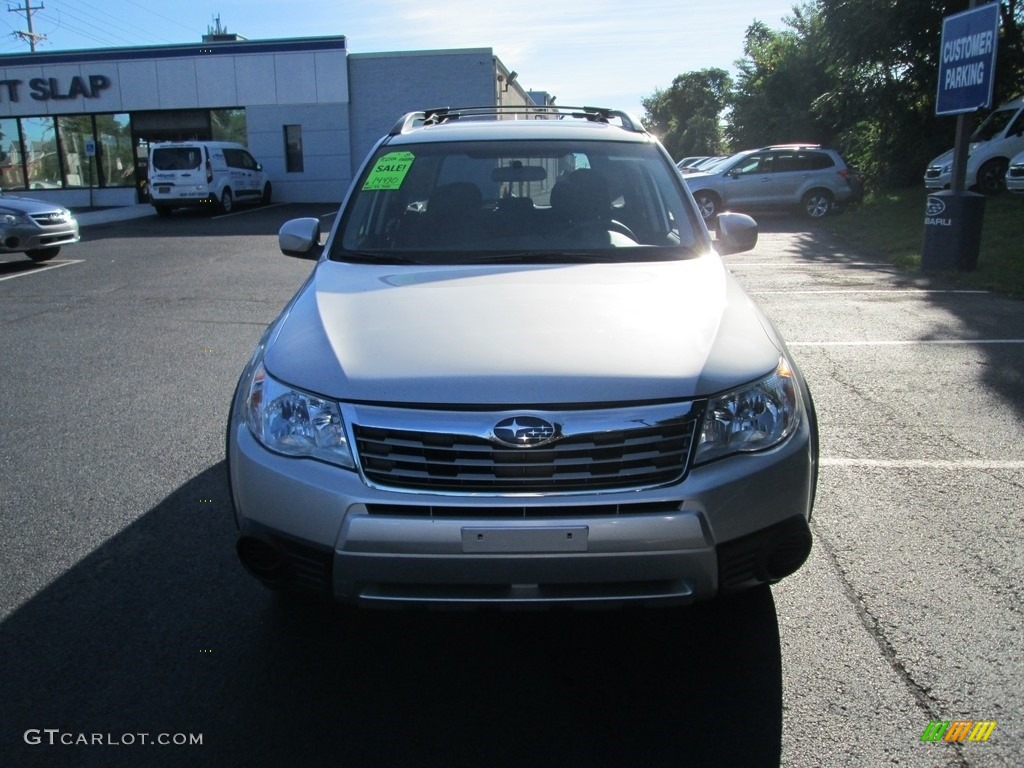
[8,0,46,52]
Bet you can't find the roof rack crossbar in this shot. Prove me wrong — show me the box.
[389,105,645,134]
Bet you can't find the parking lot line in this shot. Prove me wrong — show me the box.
[790,339,1024,346]
[0,259,83,282]
[726,262,892,268]
[750,289,988,295]
[822,458,1024,469]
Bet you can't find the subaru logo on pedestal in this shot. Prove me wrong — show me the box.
[491,416,558,448]
[926,197,947,217]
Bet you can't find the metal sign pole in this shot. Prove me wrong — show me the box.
[922,0,999,272]
[949,0,978,195]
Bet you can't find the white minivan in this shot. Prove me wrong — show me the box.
[924,96,1024,194]
[148,141,270,215]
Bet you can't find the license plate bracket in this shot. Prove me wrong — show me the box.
[461,526,589,554]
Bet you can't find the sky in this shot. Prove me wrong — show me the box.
[0,0,797,118]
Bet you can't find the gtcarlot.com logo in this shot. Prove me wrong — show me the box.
[24,729,203,747]
[920,720,996,743]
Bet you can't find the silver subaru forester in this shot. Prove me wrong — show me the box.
[227,106,817,609]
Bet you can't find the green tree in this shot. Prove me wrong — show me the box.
[645,1,1024,189]
[815,0,1024,185]
[728,8,837,149]
[642,68,732,160]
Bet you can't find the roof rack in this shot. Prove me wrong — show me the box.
[757,143,822,150]
[388,105,647,136]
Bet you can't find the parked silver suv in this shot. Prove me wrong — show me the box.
[0,191,80,262]
[684,144,863,220]
[227,106,817,609]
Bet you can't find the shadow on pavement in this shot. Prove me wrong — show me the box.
[760,212,1024,422]
[0,463,783,768]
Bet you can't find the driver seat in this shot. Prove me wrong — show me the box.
[550,169,612,225]
[550,169,618,246]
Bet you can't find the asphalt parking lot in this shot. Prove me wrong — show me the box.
[0,206,1020,767]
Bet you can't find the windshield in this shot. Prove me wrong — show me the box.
[971,107,1020,142]
[334,139,704,264]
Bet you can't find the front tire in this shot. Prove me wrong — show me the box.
[219,188,233,213]
[260,182,273,205]
[975,158,1008,195]
[693,190,720,221]
[801,189,834,218]
[26,246,60,262]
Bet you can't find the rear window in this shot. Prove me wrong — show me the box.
[151,147,203,171]
[335,138,703,264]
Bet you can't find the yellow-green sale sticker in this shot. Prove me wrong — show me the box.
[362,151,415,190]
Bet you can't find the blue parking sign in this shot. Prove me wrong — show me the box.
[936,3,1000,116]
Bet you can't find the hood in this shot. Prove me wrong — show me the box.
[0,194,72,215]
[928,144,983,168]
[682,169,718,182]
[263,257,782,406]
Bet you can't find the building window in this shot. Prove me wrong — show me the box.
[22,117,60,190]
[0,118,25,190]
[58,115,96,188]
[97,114,134,188]
[211,108,247,144]
[284,125,303,172]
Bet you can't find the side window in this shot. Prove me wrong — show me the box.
[802,152,835,171]
[241,151,258,171]
[223,148,243,169]
[772,152,800,172]
[735,154,771,174]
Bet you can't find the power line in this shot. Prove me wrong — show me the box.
[7,0,46,51]
[6,0,205,51]
[39,0,179,47]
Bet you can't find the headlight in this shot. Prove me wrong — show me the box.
[941,163,953,174]
[243,362,355,469]
[0,213,19,225]
[694,358,801,464]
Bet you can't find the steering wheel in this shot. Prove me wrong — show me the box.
[564,219,639,243]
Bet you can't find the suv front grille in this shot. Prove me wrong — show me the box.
[365,500,684,517]
[352,405,701,493]
[29,211,71,226]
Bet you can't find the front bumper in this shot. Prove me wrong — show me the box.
[228,408,815,608]
[0,219,79,253]
[924,167,952,190]
[1007,165,1024,194]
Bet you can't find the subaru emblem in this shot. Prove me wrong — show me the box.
[492,416,558,447]
[926,197,946,217]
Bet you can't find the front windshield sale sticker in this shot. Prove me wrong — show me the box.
[362,152,415,190]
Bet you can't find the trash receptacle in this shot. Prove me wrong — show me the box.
[921,190,985,272]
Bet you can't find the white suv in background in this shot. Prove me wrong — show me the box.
[148,141,271,215]
[1006,148,1024,194]
[924,96,1024,195]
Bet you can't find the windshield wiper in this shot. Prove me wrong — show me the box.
[332,249,429,265]
[457,251,626,264]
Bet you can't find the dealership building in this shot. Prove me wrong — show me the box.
[0,34,549,208]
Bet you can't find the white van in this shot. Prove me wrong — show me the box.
[924,96,1024,194]
[148,141,270,215]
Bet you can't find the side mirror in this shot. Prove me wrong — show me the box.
[279,217,323,259]
[715,212,758,255]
